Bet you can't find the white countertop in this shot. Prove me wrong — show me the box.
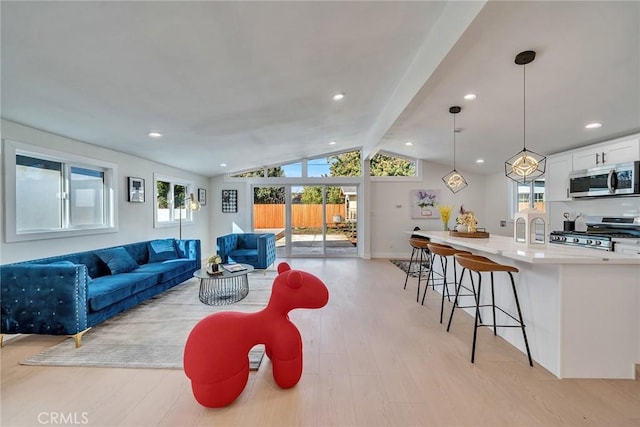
[410,231,640,265]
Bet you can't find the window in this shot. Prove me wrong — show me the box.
[307,156,334,177]
[280,162,302,178]
[231,168,264,178]
[228,148,417,182]
[512,179,545,217]
[16,155,63,231]
[309,150,362,177]
[4,140,116,242]
[69,166,105,226]
[370,151,416,177]
[230,166,286,178]
[154,174,197,227]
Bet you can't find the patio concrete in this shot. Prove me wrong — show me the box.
[255,228,357,256]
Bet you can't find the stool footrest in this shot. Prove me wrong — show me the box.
[451,303,477,310]
[476,304,522,324]
[478,324,526,328]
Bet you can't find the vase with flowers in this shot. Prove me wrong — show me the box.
[436,204,454,231]
[207,254,223,274]
[456,205,478,233]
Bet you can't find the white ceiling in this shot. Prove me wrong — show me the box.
[2,1,639,178]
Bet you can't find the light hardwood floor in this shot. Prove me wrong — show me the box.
[1,258,639,426]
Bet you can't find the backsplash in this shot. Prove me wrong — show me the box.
[548,197,640,231]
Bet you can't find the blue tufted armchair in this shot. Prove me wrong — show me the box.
[216,233,276,269]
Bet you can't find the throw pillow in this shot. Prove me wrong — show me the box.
[96,247,138,275]
[148,239,179,262]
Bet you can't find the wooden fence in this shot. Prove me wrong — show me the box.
[253,204,345,228]
[518,202,545,212]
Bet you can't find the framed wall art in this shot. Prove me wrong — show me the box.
[411,189,441,219]
[197,188,207,206]
[221,189,238,213]
[128,177,145,203]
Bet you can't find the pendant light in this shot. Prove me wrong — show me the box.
[505,50,546,183]
[442,106,468,193]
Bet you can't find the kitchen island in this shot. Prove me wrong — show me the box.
[412,230,640,379]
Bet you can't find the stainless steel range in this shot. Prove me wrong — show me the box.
[549,216,640,253]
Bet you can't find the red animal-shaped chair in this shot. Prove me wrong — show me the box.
[183,262,329,408]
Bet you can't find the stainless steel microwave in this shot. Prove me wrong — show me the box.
[569,161,640,198]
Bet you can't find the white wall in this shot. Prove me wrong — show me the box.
[208,176,252,255]
[484,172,513,237]
[370,160,487,258]
[1,120,211,264]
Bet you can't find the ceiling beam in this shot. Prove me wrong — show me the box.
[361,0,487,160]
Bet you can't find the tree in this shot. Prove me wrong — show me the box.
[300,186,322,204]
[328,151,361,176]
[156,181,170,208]
[254,186,285,204]
[235,166,284,179]
[300,186,344,204]
[326,187,344,204]
[244,167,285,204]
[327,150,415,177]
[370,153,416,176]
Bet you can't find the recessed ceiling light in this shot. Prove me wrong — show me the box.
[476,159,485,164]
[329,141,337,145]
[332,93,345,101]
[585,122,602,129]
[464,93,477,101]
[147,131,163,138]
[405,141,413,146]
[220,163,227,167]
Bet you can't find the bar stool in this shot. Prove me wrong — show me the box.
[404,237,431,302]
[448,253,533,366]
[421,243,472,323]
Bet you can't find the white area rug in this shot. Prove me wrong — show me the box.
[21,269,276,370]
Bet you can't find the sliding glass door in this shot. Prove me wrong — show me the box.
[252,185,286,255]
[253,184,357,257]
[325,185,357,256]
[290,185,323,256]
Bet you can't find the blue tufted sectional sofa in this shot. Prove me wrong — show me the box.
[216,233,276,269]
[1,238,201,347]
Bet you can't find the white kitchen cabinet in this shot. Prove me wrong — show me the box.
[546,153,573,201]
[614,240,640,256]
[572,135,640,171]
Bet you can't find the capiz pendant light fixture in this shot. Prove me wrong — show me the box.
[505,50,546,183]
[442,106,468,193]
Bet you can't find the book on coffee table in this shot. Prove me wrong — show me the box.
[223,263,247,272]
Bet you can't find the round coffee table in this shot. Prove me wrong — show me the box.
[193,264,254,305]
